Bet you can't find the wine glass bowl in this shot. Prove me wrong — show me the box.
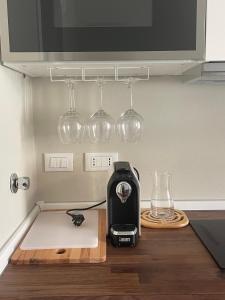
[58,110,84,144]
[57,81,84,144]
[87,80,114,143]
[117,108,144,143]
[88,109,114,143]
[117,80,144,143]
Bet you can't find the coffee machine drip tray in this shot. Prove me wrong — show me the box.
[190,219,225,269]
[110,224,138,247]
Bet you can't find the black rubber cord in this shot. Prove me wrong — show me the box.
[66,200,106,227]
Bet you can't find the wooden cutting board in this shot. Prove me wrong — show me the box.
[11,209,106,264]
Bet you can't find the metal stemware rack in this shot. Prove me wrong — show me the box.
[52,65,148,144]
[50,65,150,83]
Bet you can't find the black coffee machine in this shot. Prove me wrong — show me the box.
[107,161,140,247]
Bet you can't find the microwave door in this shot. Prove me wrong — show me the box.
[40,0,154,52]
[38,0,198,52]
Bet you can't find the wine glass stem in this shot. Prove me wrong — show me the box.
[68,82,73,111]
[130,83,133,109]
[100,84,103,109]
[72,83,76,112]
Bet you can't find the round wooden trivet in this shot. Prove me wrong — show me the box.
[141,209,189,229]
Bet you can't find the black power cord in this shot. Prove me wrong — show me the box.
[66,200,106,226]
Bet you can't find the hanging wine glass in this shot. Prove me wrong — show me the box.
[87,80,114,143]
[117,79,144,143]
[58,80,84,144]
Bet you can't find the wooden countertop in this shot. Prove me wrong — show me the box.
[1,211,225,300]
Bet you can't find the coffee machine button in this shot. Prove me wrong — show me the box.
[116,181,132,203]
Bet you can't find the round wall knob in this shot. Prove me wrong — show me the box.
[10,173,30,194]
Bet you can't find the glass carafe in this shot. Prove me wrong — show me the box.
[150,171,174,220]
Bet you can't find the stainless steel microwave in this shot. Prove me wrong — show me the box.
[0,0,206,63]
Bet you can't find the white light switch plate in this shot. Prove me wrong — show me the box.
[85,152,118,171]
[44,153,73,172]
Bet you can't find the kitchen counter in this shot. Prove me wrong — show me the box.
[1,211,225,300]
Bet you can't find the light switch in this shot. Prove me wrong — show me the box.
[44,153,73,172]
[49,157,57,168]
[95,157,102,167]
[60,158,68,168]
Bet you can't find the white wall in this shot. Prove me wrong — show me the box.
[0,66,37,249]
[32,77,225,205]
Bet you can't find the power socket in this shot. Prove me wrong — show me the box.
[85,153,118,171]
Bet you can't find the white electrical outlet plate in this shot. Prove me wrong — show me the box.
[44,153,74,172]
[85,153,118,171]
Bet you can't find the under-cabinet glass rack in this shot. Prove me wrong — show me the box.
[50,65,150,83]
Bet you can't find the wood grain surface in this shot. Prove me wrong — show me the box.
[141,209,189,228]
[10,209,106,264]
[1,211,225,300]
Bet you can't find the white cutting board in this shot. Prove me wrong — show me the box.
[20,210,98,250]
